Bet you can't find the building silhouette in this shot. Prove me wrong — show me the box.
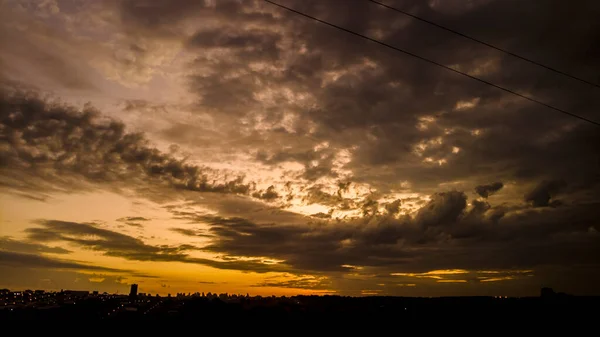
[540,287,555,298]
[129,284,138,299]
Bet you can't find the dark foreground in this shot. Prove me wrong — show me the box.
[2,294,599,324]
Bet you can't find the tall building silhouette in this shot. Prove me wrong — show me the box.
[540,287,555,298]
[129,284,138,299]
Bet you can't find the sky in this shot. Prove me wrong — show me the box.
[0,0,599,297]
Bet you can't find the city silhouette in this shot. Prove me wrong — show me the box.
[1,285,598,323]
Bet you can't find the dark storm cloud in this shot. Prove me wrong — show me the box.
[194,210,414,272]
[6,0,598,198]
[23,219,279,273]
[474,182,504,198]
[469,199,491,216]
[0,250,123,272]
[198,215,360,272]
[0,89,254,198]
[130,0,600,207]
[414,191,467,227]
[524,179,565,207]
[182,189,600,274]
[122,0,600,195]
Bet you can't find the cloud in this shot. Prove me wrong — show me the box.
[0,11,97,91]
[4,0,600,200]
[117,216,151,222]
[179,190,600,276]
[468,199,491,217]
[415,191,467,227]
[118,0,219,34]
[117,216,151,228]
[0,250,123,272]
[474,182,504,198]
[303,185,344,206]
[252,276,332,290]
[131,0,600,196]
[384,199,402,215]
[524,180,566,207]
[6,0,597,209]
[391,269,533,284]
[121,100,169,114]
[0,89,255,199]
[187,27,281,60]
[124,222,144,228]
[24,219,280,273]
[0,236,71,254]
[311,211,333,219]
[12,192,50,202]
[2,0,600,295]
[252,185,279,201]
[170,227,212,238]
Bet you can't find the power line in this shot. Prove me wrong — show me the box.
[367,0,600,90]
[263,0,600,127]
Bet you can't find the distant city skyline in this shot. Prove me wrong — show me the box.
[2,286,596,324]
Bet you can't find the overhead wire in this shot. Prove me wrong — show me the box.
[263,0,600,127]
[366,0,600,90]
